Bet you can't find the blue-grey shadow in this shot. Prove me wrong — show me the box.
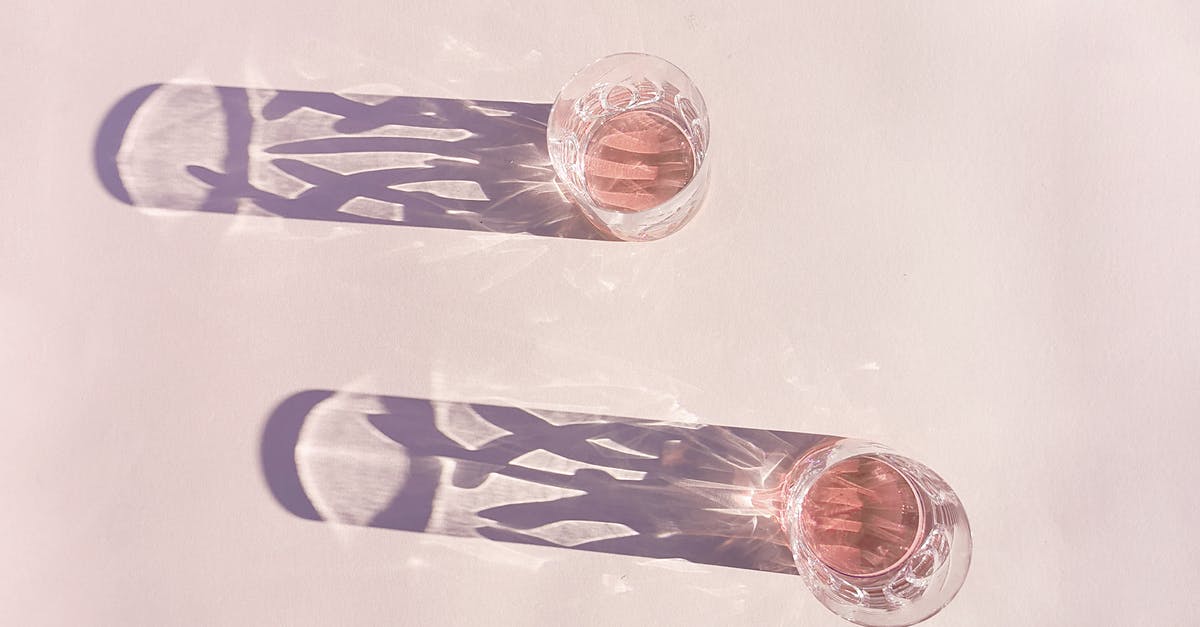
[262,390,834,574]
[95,84,606,239]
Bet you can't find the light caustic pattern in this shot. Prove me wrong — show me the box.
[284,391,820,572]
[582,110,695,213]
[107,84,597,237]
[799,456,923,577]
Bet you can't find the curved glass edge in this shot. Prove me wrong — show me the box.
[780,439,972,627]
[547,52,709,242]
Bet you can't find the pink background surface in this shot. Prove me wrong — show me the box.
[4,2,1199,625]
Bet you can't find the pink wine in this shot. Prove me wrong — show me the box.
[582,110,696,213]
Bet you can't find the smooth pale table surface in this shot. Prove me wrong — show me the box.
[4,2,1199,625]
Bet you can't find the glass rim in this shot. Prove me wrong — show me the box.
[548,52,711,233]
[782,439,973,627]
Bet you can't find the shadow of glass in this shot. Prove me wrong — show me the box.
[262,390,836,574]
[95,84,607,239]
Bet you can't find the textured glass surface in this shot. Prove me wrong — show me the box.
[800,456,923,577]
[548,53,709,241]
[781,442,972,627]
[583,110,695,213]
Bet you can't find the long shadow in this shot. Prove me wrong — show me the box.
[262,390,835,574]
[95,84,606,239]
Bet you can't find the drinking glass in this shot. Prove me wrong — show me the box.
[548,53,710,241]
[778,440,973,626]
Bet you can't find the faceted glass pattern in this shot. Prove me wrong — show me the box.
[547,53,709,241]
[799,456,923,577]
[583,110,695,213]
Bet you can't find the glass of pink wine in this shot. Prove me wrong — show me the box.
[548,53,710,241]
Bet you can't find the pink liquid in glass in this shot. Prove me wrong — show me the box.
[799,456,924,577]
[583,110,695,213]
